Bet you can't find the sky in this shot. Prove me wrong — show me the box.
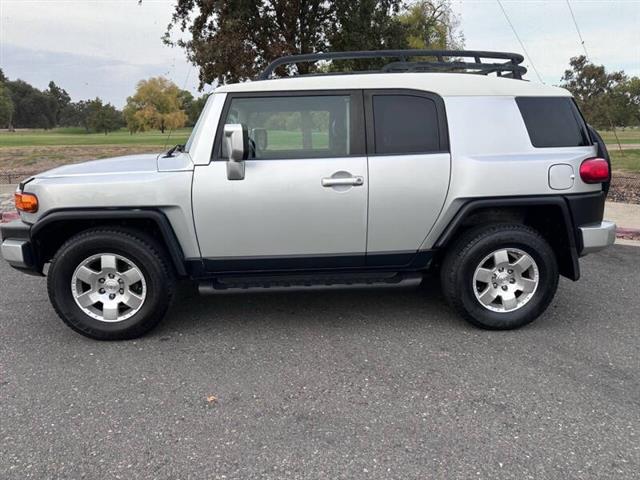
[0,0,639,108]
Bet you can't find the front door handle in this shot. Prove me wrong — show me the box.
[321,176,364,187]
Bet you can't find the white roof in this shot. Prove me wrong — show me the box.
[215,72,570,97]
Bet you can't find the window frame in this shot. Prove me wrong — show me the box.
[515,96,593,149]
[212,90,366,161]
[364,89,450,156]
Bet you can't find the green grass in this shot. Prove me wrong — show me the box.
[610,149,640,173]
[600,129,640,145]
[266,130,329,150]
[0,128,192,147]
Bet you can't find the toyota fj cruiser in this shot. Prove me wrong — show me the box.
[1,50,616,340]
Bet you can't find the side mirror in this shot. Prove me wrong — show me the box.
[223,124,248,180]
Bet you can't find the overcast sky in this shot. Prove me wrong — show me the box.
[0,0,638,108]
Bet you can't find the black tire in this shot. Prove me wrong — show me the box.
[47,228,175,340]
[440,223,559,330]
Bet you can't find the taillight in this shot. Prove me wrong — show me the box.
[579,158,609,184]
[14,192,39,213]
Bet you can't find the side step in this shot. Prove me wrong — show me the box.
[198,272,423,295]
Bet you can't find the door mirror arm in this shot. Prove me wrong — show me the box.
[223,124,248,180]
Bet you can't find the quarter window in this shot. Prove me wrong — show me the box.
[516,97,591,148]
[372,94,441,154]
[222,95,352,159]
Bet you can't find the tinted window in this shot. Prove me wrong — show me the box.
[223,95,352,159]
[516,97,591,148]
[373,95,440,154]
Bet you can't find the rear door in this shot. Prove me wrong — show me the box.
[192,91,368,272]
[364,90,451,266]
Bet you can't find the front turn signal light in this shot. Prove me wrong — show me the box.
[14,192,39,213]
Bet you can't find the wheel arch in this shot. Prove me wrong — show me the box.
[30,209,188,277]
[435,197,580,280]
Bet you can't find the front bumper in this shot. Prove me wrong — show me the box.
[1,220,40,274]
[579,220,616,255]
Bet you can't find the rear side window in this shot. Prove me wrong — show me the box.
[516,97,591,148]
[372,95,440,154]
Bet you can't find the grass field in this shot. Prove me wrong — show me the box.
[0,127,192,147]
[610,149,640,174]
[600,129,640,145]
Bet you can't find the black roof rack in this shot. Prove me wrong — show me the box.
[258,50,527,80]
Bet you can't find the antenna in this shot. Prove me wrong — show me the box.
[496,0,544,84]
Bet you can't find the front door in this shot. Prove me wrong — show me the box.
[192,91,368,272]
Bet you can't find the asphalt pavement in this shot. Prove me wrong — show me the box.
[1,245,638,479]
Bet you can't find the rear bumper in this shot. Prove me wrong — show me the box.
[579,220,616,255]
[0,220,41,275]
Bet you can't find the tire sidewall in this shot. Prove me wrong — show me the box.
[48,231,171,339]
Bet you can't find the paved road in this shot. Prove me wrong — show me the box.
[1,246,638,479]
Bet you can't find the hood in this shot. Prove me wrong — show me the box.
[36,153,161,179]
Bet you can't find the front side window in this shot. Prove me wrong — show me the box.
[516,97,591,148]
[222,95,352,159]
[372,94,441,155]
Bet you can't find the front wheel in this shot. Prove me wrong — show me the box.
[47,228,175,340]
[440,224,559,330]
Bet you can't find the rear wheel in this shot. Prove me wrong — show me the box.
[47,228,175,340]
[440,224,559,330]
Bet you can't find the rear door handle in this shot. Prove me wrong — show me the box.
[321,176,364,187]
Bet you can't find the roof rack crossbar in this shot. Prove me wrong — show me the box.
[258,50,527,80]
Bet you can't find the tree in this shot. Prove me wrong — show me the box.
[327,0,407,72]
[86,98,123,134]
[619,77,640,126]
[124,77,188,133]
[47,81,72,125]
[560,56,628,129]
[0,83,14,129]
[4,79,57,128]
[164,0,333,85]
[399,0,464,50]
[163,0,462,86]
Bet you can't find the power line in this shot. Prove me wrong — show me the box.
[565,0,590,59]
[495,0,544,83]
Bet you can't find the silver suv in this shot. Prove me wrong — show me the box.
[1,50,616,340]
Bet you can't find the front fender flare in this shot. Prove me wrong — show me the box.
[31,208,188,276]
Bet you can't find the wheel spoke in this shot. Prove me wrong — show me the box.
[100,254,117,272]
[76,266,98,285]
[102,302,119,321]
[519,277,537,293]
[513,254,533,274]
[76,290,100,308]
[121,267,143,285]
[501,292,518,311]
[475,268,494,283]
[493,249,509,266]
[478,287,498,306]
[122,291,143,310]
